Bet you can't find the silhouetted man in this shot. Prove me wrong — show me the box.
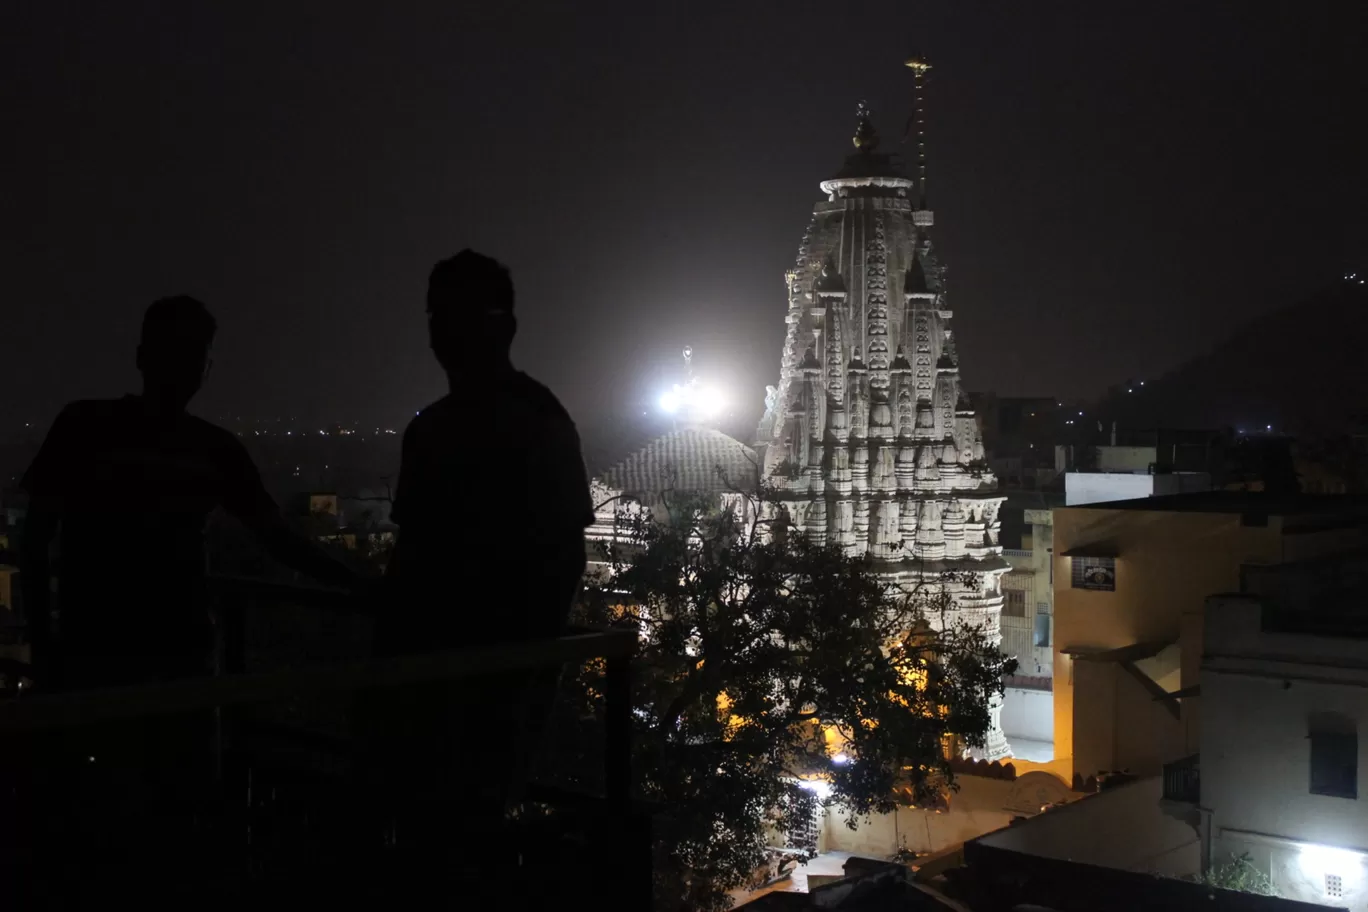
[18,297,361,897]
[364,250,593,868]
[21,296,359,689]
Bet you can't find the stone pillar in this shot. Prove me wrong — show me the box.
[972,695,1012,763]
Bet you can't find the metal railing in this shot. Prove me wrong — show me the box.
[0,579,647,905]
[1161,753,1200,803]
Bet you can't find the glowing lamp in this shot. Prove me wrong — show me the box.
[1297,840,1364,893]
[798,779,833,800]
[657,381,724,420]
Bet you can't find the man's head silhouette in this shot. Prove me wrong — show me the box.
[427,250,516,380]
[136,296,217,412]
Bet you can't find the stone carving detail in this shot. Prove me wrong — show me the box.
[866,212,890,390]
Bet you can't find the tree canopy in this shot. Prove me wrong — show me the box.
[562,480,1015,911]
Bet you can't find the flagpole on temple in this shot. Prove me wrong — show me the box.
[903,54,931,210]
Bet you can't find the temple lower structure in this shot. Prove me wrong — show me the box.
[755,100,1011,761]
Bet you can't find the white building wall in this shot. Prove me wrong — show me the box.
[1001,686,1053,744]
[1065,472,1160,506]
[821,776,1020,857]
[975,776,1199,878]
[1064,471,1211,507]
[1203,594,1368,911]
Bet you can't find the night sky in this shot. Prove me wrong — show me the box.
[4,2,1363,437]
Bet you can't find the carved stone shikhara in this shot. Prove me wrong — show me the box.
[755,104,1011,761]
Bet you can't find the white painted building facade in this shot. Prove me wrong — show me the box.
[1201,574,1368,910]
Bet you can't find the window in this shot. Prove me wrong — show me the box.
[1070,556,1116,591]
[1034,614,1051,648]
[1037,601,1051,616]
[1309,719,1357,799]
[1003,589,1027,618]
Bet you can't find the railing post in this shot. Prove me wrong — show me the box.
[221,595,247,677]
[215,591,249,823]
[604,652,631,809]
[604,649,651,906]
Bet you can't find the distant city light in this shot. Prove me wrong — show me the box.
[1267,424,1272,431]
[1139,380,1145,386]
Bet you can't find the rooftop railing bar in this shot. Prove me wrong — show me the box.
[0,580,647,904]
[0,628,636,732]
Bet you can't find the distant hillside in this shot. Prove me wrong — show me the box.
[1091,282,1368,439]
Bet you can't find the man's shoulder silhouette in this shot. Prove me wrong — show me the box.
[411,370,572,425]
[394,370,592,531]
[45,395,234,438]
[26,395,269,523]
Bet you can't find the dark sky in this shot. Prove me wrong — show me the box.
[4,1,1363,436]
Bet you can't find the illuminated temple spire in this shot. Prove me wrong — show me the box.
[754,57,1010,761]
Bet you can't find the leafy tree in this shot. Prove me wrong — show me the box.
[561,480,1015,911]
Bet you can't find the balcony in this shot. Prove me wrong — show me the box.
[1161,753,1200,804]
[0,578,647,907]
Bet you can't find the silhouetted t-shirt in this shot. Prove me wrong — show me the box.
[381,370,593,653]
[23,396,275,670]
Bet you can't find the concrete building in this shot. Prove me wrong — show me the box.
[1052,492,1368,782]
[962,773,1336,912]
[1066,468,1212,507]
[1194,554,1368,909]
[754,90,1009,760]
[1065,443,1212,507]
[1001,508,1054,678]
[998,504,1056,760]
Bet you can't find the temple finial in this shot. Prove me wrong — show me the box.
[902,54,932,208]
[852,101,879,152]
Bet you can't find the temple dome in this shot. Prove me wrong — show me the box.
[598,427,758,506]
